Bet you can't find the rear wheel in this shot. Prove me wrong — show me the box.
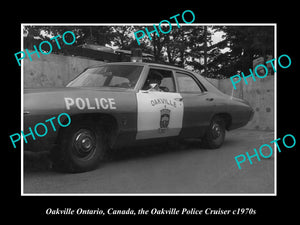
[201,116,226,149]
[51,120,107,173]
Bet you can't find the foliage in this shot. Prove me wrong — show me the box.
[23,25,274,79]
[210,26,274,77]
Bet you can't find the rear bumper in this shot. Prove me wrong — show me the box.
[249,107,255,121]
[227,105,254,131]
[24,138,57,152]
[228,121,249,130]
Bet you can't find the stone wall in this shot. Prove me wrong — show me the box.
[207,76,274,131]
[24,52,103,88]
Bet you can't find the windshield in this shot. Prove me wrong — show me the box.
[67,65,144,89]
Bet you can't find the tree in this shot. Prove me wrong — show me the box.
[23,25,274,79]
[23,25,113,53]
[209,26,275,77]
[109,26,135,50]
[165,26,196,67]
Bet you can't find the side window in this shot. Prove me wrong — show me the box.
[161,77,175,92]
[142,68,176,92]
[176,72,203,93]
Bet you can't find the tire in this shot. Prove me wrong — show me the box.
[201,116,226,149]
[51,120,107,173]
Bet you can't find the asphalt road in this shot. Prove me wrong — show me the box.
[23,128,275,194]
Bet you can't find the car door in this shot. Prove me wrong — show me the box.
[136,68,184,140]
[175,71,216,138]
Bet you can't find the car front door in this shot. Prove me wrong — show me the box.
[175,71,216,138]
[136,68,184,140]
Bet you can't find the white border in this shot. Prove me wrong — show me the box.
[21,23,277,196]
[274,24,277,196]
[21,24,24,196]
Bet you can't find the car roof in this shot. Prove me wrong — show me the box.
[88,61,188,72]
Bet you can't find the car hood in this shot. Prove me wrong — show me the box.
[24,86,130,94]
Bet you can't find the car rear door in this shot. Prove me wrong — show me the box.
[174,71,216,138]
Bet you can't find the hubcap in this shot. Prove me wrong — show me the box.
[211,123,222,139]
[73,129,96,159]
[81,138,92,150]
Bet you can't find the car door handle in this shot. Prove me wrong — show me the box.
[174,97,183,102]
[206,98,214,101]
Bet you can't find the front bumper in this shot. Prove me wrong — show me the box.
[23,114,60,152]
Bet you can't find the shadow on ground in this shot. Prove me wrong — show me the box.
[24,138,210,172]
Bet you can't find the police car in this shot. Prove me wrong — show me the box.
[24,62,254,172]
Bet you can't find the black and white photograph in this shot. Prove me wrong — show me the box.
[19,24,276,195]
[5,5,298,221]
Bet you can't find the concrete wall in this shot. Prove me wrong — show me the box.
[207,76,274,131]
[24,53,274,131]
[24,52,103,88]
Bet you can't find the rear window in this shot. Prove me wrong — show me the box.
[193,73,225,95]
[176,72,202,92]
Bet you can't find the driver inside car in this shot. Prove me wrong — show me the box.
[143,70,166,92]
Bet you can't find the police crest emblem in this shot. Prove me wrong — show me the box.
[159,107,171,132]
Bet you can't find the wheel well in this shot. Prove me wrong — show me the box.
[213,113,232,130]
[56,113,119,148]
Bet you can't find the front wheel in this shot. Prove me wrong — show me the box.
[51,120,107,173]
[201,116,226,149]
